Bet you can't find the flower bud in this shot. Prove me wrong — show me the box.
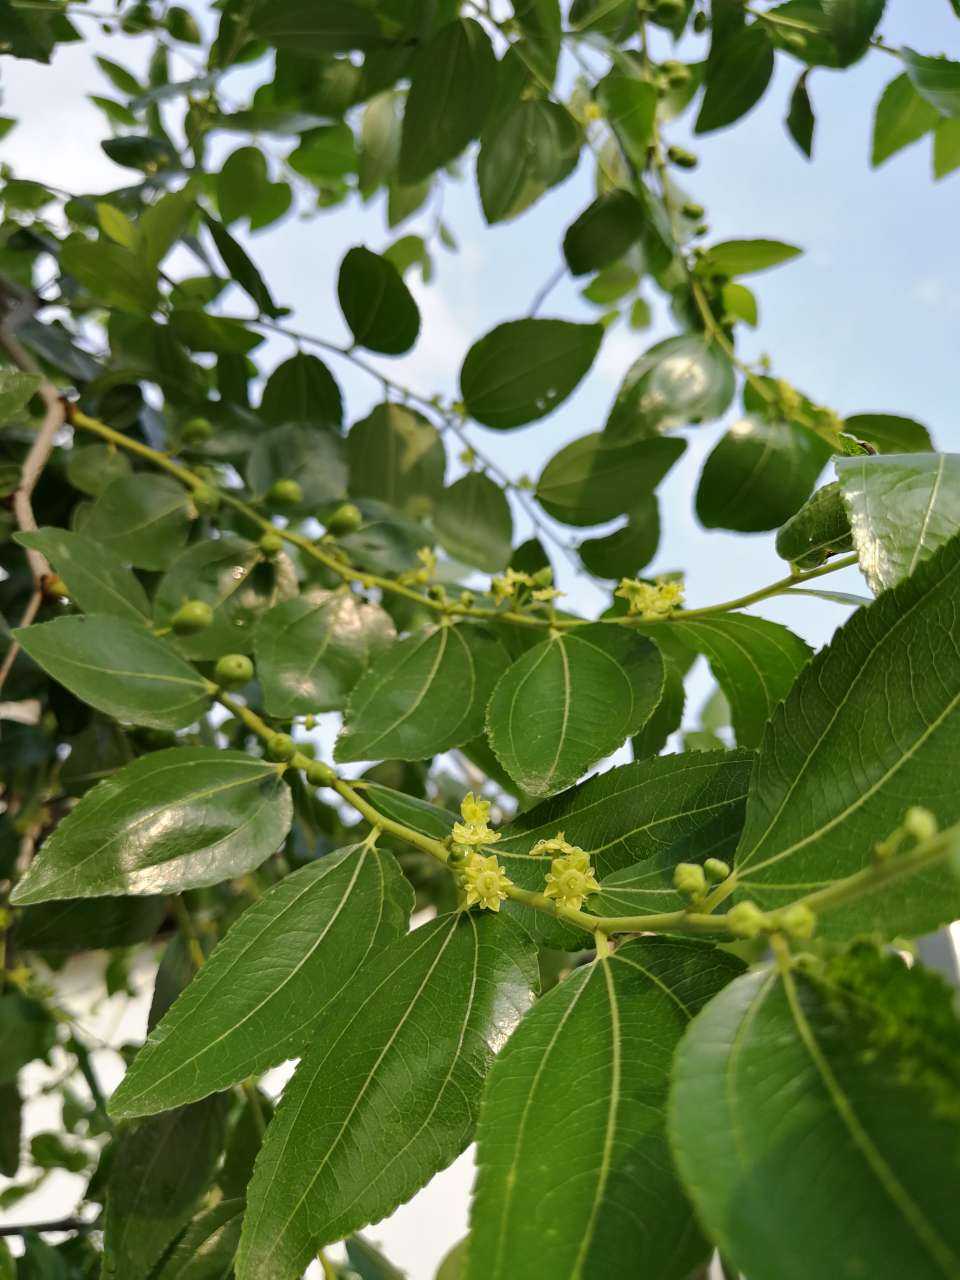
[903,806,938,842]
[778,903,817,941]
[727,901,766,939]
[266,732,297,762]
[704,857,731,883]
[214,653,254,688]
[171,599,214,634]
[305,759,333,787]
[673,861,707,899]
[192,483,220,515]
[693,9,708,32]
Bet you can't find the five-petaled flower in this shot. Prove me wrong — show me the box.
[538,833,600,911]
[462,851,512,912]
[615,576,685,619]
[451,791,501,853]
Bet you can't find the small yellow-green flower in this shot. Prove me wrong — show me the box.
[532,585,563,603]
[491,567,533,603]
[615,576,685,619]
[451,791,501,852]
[543,838,600,912]
[531,831,587,867]
[462,851,512,911]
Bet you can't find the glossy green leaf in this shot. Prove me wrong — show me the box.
[359,92,401,197]
[77,473,192,570]
[255,590,395,717]
[337,246,420,355]
[461,319,603,430]
[14,616,211,732]
[347,402,445,512]
[934,116,960,177]
[537,434,685,526]
[486,625,664,796]
[101,1096,227,1280]
[512,0,562,83]
[154,536,296,660]
[399,19,498,183]
[597,71,657,167]
[235,912,538,1280]
[111,843,411,1118]
[65,443,132,497]
[11,748,292,904]
[476,99,580,224]
[203,211,281,318]
[604,335,735,441]
[696,415,830,532]
[579,495,659,578]
[871,73,940,166]
[562,191,646,276]
[843,412,932,453]
[169,309,263,355]
[775,480,854,568]
[259,351,343,428]
[632,650,686,760]
[822,0,886,65]
[152,1198,244,1280]
[16,528,150,623]
[434,472,513,571]
[902,47,960,117]
[250,1,389,54]
[60,237,159,313]
[0,992,55,1083]
[468,938,743,1280]
[729,533,960,938]
[670,949,960,1280]
[696,23,774,133]
[336,622,509,762]
[15,895,166,954]
[643,614,812,748]
[700,238,802,277]
[836,452,960,593]
[247,424,347,512]
[786,71,815,156]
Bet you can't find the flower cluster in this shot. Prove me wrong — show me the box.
[451,791,501,853]
[399,545,437,586]
[490,567,535,603]
[453,793,511,912]
[535,832,600,912]
[615,576,685,619]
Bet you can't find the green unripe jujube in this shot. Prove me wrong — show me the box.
[181,416,213,444]
[192,483,220,515]
[171,599,214,634]
[259,530,284,556]
[214,653,254,688]
[266,732,297,762]
[325,502,363,535]
[268,478,303,507]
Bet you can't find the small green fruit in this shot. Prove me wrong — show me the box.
[192,483,220,515]
[682,201,705,220]
[667,145,698,170]
[259,530,284,556]
[172,599,214,634]
[325,502,363,535]
[268,478,303,507]
[181,416,213,444]
[214,653,254,688]
[693,9,708,32]
[305,758,333,786]
[266,732,297,762]
[653,0,685,23]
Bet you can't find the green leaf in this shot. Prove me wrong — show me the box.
[235,912,537,1280]
[60,237,159,313]
[696,415,830,532]
[468,938,743,1280]
[434,472,513,571]
[399,19,498,183]
[77,474,192,571]
[562,191,646,276]
[96,54,141,94]
[152,1198,244,1280]
[700,238,802,276]
[604,335,735,441]
[14,616,211,732]
[111,843,411,1119]
[486,625,664,797]
[336,622,509,762]
[203,211,281,318]
[15,528,151,623]
[461,318,603,430]
[0,1083,21,1178]
[218,146,291,230]
[775,480,854,568]
[579,495,659,578]
[871,73,940,166]
[347,402,445,513]
[15,896,166,954]
[822,0,886,65]
[844,412,932,453]
[729,533,960,938]
[0,370,41,422]
[259,351,343,428]
[496,748,752,939]
[255,590,395,717]
[101,1096,227,1280]
[359,92,401,197]
[0,992,55,1083]
[10,748,292,904]
[247,424,347,511]
[696,23,774,134]
[345,1236,406,1280]
[632,650,686,761]
[289,122,358,183]
[138,185,196,268]
[670,950,960,1280]
[512,0,562,83]
[537,434,684,526]
[902,47,960,117]
[65,443,131,497]
[476,99,580,224]
[786,71,815,156]
[643,615,813,749]
[934,116,960,176]
[251,0,390,53]
[597,71,657,168]
[158,541,296,661]
[836,452,960,593]
[169,309,262,355]
[337,245,420,355]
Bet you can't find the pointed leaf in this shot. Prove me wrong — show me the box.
[11,748,292,904]
[604,335,735,442]
[775,480,854,569]
[562,191,646,276]
[476,99,580,224]
[347,402,445,512]
[696,23,774,133]
[247,424,347,511]
[537,434,685,526]
[152,1198,244,1280]
[260,351,343,428]
[434,472,513,571]
[902,47,960,117]
[15,528,151,623]
[111,843,412,1118]
[844,412,932,453]
[236,912,537,1280]
[77,473,192,570]
[579,496,660,578]
[871,73,939,166]
[337,246,420,355]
